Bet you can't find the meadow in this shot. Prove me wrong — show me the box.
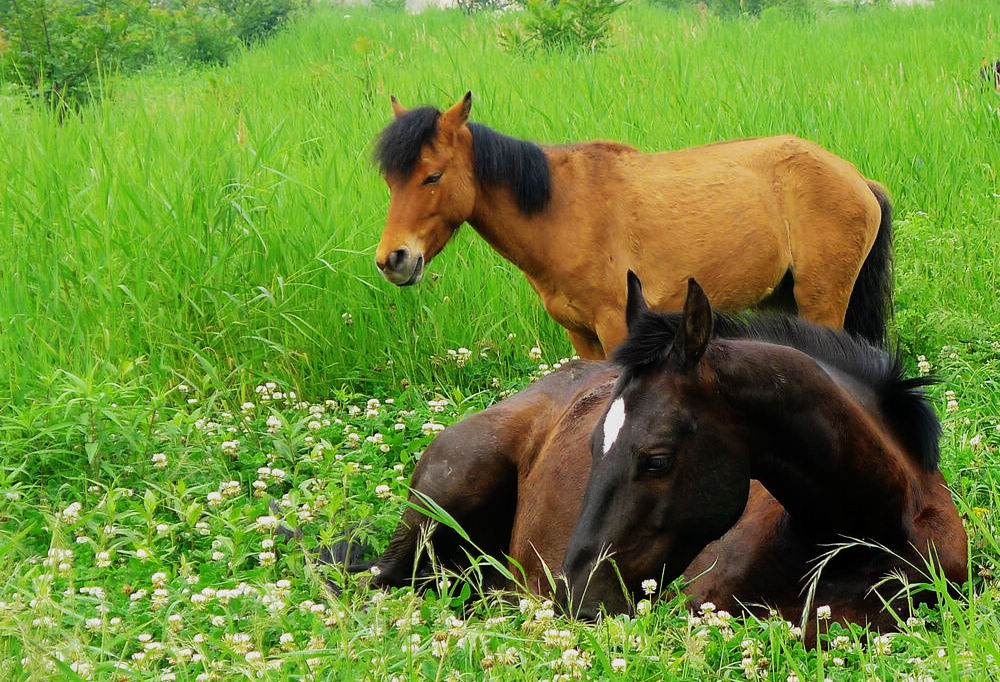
[1,0,999,678]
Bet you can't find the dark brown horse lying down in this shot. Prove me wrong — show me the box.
[364,276,967,632]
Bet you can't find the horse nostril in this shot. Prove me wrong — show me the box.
[387,247,409,272]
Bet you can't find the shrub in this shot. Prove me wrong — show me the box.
[0,0,301,110]
[214,0,306,46]
[0,0,153,108]
[500,0,625,53]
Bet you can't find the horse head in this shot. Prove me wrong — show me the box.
[373,92,477,286]
[561,275,752,619]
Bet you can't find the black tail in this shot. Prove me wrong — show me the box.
[272,499,374,594]
[844,182,894,347]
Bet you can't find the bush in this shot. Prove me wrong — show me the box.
[0,0,154,108]
[214,0,306,46]
[0,0,301,110]
[500,0,625,53]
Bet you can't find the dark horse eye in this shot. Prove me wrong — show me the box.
[643,454,674,475]
[422,172,443,185]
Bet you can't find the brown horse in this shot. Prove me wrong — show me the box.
[373,93,894,358]
[361,275,966,634]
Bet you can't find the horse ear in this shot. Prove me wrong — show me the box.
[670,278,713,369]
[439,91,472,131]
[391,95,407,118]
[625,270,649,332]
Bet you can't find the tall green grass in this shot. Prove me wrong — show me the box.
[1,0,997,407]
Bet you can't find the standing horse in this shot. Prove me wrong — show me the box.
[373,93,894,358]
[361,275,965,633]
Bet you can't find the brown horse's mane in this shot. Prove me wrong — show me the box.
[373,107,551,214]
[613,310,941,471]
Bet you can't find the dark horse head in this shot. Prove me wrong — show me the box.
[561,274,754,617]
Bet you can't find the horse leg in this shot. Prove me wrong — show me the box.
[787,180,882,333]
[567,329,606,361]
[371,410,519,592]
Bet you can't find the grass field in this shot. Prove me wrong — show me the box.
[1,0,1000,678]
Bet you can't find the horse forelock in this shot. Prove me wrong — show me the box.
[612,309,941,471]
[373,106,441,177]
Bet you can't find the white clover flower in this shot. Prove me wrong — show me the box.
[635,599,651,615]
[156,523,170,536]
[817,604,832,620]
[135,548,150,562]
[266,415,282,433]
[872,633,892,655]
[151,572,167,587]
[259,551,276,567]
[611,657,627,672]
[151,452,168,469]
[970,434,983,448]
[375,484,392,500]
[641,578,657,595]
[221,440,239,456]
[529,347,543,361]
[255,515,279,531]
[917,355,931,375]
[59,501,82,524]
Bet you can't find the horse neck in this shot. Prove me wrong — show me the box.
[466,149,562,282]
[709,341,921,539]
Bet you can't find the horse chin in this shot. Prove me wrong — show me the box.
[381,254,425,286]
[400,255,425,286]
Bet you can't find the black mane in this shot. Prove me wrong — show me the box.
[613,310,941,471]
[373,108,552,215]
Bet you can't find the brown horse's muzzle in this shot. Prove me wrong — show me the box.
[376,247,424,286]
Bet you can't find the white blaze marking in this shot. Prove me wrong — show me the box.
[602,397,626,455]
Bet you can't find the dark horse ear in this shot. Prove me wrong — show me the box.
[390,95,407,118]
[625,270,649,332]
[670,278,713,369]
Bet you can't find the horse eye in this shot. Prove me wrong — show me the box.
[422,172,443,185]
[643,454,674,474]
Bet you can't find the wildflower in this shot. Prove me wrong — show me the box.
[543,629,574,648]
[255,515,279,531]
[529,347,543,361]
[970,434,983,448]
[279,632,295,650]
[611,657,627,672]
[221,441,239,456]
[375,484,392,499]
[266,415,282,433]
[259,551,276,566]
[342,312,354,326]
[635,599,651,615]
[59,502,82,524]
[151,572,168,587]
[641,578,657,595]
[152,452,168,469]
[817,605,831,620]
[136,548,151,562]
[917,355,931,375]
[872,634,892,655]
